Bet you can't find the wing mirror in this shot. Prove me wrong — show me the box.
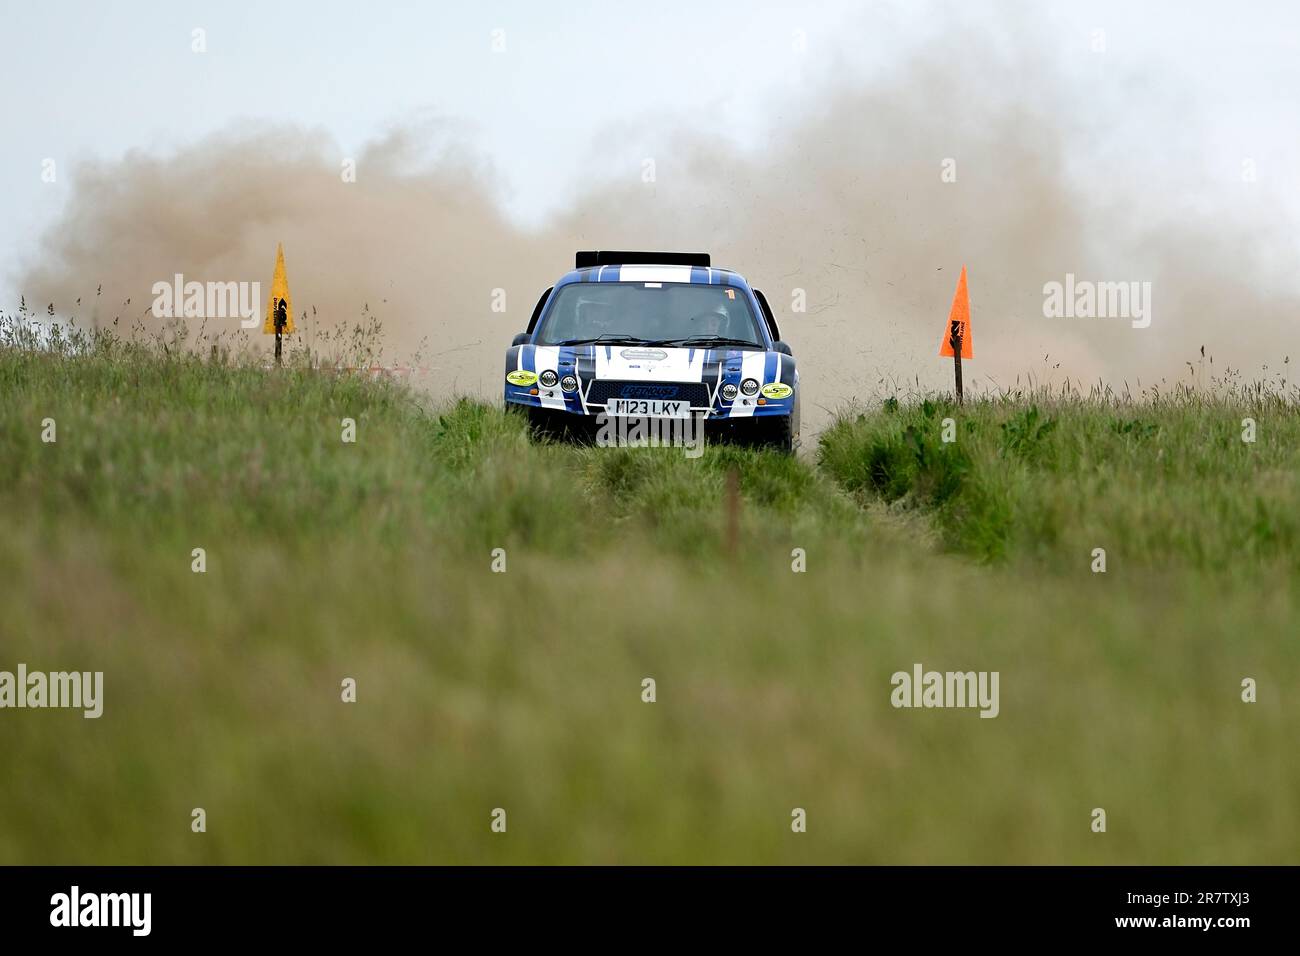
[511,332,531,347]
[773,340,793,356]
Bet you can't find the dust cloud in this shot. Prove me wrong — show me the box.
[16,13,1296,432]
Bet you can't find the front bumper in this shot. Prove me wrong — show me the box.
[503,343,798,423]
[503,382,794,420]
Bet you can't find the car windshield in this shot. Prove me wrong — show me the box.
[536,282,764,347]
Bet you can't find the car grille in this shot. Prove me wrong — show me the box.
[585,380,712,408]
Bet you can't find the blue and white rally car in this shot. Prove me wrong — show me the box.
[504,251,799,452]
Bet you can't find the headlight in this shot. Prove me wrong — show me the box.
[760,382,793,399]
[721,382,738,401]
[561,374,578,392]
[539,370,558,388]
[740,378,759,396]
[506,369,538,387]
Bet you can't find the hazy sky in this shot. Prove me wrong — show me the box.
[4,0,1298,301]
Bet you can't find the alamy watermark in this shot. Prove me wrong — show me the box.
[0,664,103,718]
[151,274,260,327]
[50,886,150,936]
[595,411,705,458]
[1043,273,1152,329]
[891,663,999,718]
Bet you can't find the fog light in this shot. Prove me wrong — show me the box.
[561,374,578,392]
[721,382,738,401]
[539,369,558,388]
[741,378,759,396]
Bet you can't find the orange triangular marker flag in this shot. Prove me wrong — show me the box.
[938,265,972,359]
[263,243,295,335]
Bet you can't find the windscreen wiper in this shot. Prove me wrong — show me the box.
[657,336,760,349]
[554,334,659,345]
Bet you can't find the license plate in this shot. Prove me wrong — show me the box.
[606,398,689,418]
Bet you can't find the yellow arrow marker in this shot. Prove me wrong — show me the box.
[263,243,295,335]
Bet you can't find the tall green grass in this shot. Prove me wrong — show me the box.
[819,393,1300,573]
[2,317,1297,863]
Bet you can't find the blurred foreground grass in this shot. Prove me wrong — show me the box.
[1,325,1297,863]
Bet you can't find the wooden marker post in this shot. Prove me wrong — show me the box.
[938,265,972,404]
[725,466,740,555]
[274,299,287,366]
[949,320,964,405]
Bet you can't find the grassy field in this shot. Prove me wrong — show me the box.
[1,319,1297,863]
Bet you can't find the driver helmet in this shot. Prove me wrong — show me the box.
[693,303,731,336]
